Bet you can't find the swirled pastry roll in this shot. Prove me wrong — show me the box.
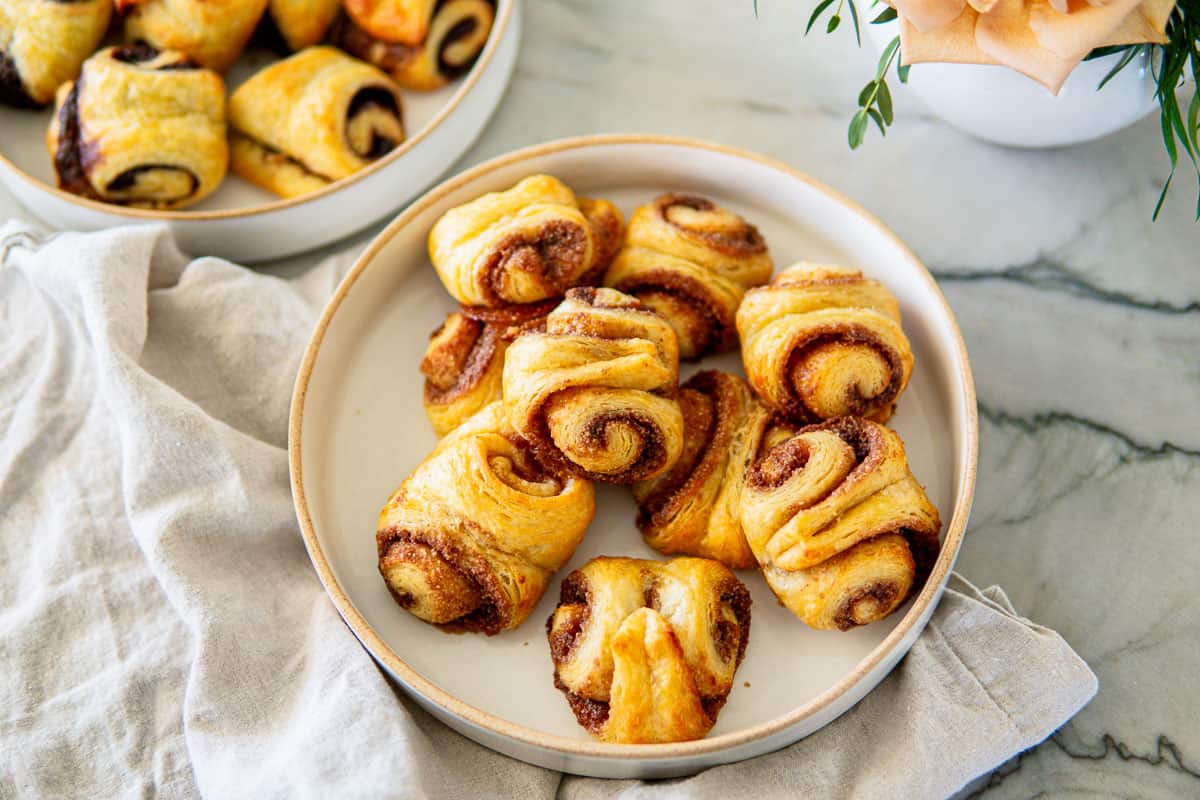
[421,302,552,437]
[547,556,751,744]
[737,264,915,424]
[332,0,494,91]
[632,371,782,569]
[377,402,595,634]
[228,47,405,199]
[604,194,772,360]
[503,287,684,485]
[429,175,623,308]
[739,416,941,631]
[0,0,112,109]
[266,0,340,51]
[120,0,269,72]
[46,45,227,210]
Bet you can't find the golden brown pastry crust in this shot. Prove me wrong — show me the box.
[739,416,941,630]
[421,302,553,437]
[547,556,751,744]
[344,0,435,43]
[332,0,494,91]
[45,44,227,210]
[267,0,341,50]
[122,0,269,73]
[604,194,773,360]
[228,46,405,199]
[502,287,684,485]
[736,263,915,425]
[428,175,615,308]
[376,402,595,634]
[632,371,775,569]
[0,0,112,108]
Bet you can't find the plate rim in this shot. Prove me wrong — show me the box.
[0,0,515,222]
[288,133,980,760]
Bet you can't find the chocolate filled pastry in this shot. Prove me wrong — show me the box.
[228,46,405,199]
[547,556,751,744]
[0,0,112,108]
[739,416,941,631]
[376,402,595,634]
[265,0,341,51]
[632,371,783,569]
[421,302,552,437]
[332,0,495,92]
[736,263,914,424]
[429,175,625,308]
[604,194,772,360]
[120,0,269,73]
[46,45,227,210]
[502,287,684,485]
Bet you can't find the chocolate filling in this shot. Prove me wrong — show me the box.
[106,164,199,200]
[331,14,421,73]
[112,42,199,69]
[0,50,42,109]
[346,87,402,158]
[436,15,481,79]
[53,83,97,198]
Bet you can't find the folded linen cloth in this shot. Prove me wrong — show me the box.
[0,222,1097,800]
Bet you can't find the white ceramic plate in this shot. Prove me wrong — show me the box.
[290,135,978,779]
[0,0,519,262]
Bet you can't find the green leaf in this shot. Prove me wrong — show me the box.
[867,107,887,136]
[897,60,911,83]
[827,13,841,33]
[1153,172,1173,221]
[1084,45,1130,61]
[848,0,861,46]
[806,0,835,34]
[753,0,759,17]
[877,79,894,124]
[877,36,900,78]
[858,80,876,106]
[871,7,898,23]
[848,110,869,149]
[1097,45,1142,91]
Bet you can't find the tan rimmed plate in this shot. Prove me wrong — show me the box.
[0,0,519,262]
[289,135,978,778]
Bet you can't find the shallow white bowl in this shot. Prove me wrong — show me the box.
[289,135,978,778]
[0,0,519,262]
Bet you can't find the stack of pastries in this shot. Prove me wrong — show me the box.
[376,174,944,745]
[1,0,498,208]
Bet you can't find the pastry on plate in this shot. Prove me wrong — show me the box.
[428,175,625,308]
[632,370,783,569]
[376,402,595,634]
[547,556,751,744]
[0,0,112,109]
[228,46,405,199]
[736,263,914,424]
[332,0,495,91]
[502,287,684,485]
[421,302,552,437]
[739,416,941,630]
[46,44,227,210]
[604,194,772,360]
[119,0,269,73]
[265,0,341,51]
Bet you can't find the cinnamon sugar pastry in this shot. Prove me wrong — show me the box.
[547,556,751,744]
[428,175,625,308]
[739,416,941,630]
[228,47,405,199]
[0,0,112,108]
[632,371,779,569]
[46,44,227,210]
[120,0,269,72]
[421,302,551,437]
[502,287,684,485]
[604,194,772,360]
[376,402,595,634]
[332,0,494,91]
[737,263,915,424]
[266,0,340,50]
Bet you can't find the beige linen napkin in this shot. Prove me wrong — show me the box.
[0,222,1096,800]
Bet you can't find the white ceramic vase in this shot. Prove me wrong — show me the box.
[866,20,1157,148]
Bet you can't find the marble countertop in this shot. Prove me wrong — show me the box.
[3,1,1197,796]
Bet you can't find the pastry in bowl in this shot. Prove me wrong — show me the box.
[604,194,772,360]
[737,263,914,424]
[739,416,941,630]
[46,44,228,210]
[547,556,751,744]
[265,0,342,51]
[119,0,269,73]
[0,0,112,109]
[376,403,594,634]
[228,46,405,199]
